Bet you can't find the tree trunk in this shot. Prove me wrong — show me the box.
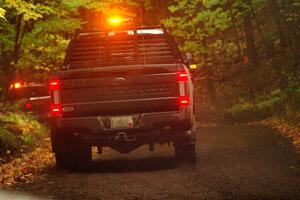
[243,13,260,105]
[268,0,299,84]
[2,14,23,100]
[247,0,270,53]
[206,67,216,105]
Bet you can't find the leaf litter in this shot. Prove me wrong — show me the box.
[0,139,54,189]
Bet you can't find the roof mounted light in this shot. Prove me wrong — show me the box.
[108,16,131,26]
[109,17,122,25]
[14,82,21,89]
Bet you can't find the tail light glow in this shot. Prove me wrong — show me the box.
[177,72,188,82]
[50,79,61,117]
[25,102,32,109]
[177,71,189,107]
[178,96,189,107]
[50,80,60,91]
[51,104,62,116]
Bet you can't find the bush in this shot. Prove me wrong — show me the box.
[0,105,48,157]
[222,89,300,123]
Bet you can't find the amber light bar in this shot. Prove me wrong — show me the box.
[108,16,132,26]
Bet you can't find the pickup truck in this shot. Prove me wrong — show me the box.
[50,25,196,169]
[7,82,51,121]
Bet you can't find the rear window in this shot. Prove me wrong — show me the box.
[65,28,180,69]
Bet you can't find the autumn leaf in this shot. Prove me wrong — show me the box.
[0,140,54,189]
[0,7,6,20]
[251,117,300,152]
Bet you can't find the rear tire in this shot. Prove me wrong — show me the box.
[54,140,91,171]
[68,142,91,171]
[174,143,196,163]
[55,151,70,170]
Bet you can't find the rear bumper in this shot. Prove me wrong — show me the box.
[52,107,195,148]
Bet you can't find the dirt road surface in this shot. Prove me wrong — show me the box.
[5,124,300,199]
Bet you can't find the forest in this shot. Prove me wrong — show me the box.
[1,1,300,194]
[0,0,299,121]
[0,0,300,154]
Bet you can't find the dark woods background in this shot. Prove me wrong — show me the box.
[0,0,300,122]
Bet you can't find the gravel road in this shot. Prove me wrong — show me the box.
[8,124,300,199]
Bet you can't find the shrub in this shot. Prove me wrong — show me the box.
[0,107,48,157]
[222,89,300,123]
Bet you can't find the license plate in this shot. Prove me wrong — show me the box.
[110,116,133,129]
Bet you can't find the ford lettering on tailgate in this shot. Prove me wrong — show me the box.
[61,87,172,103]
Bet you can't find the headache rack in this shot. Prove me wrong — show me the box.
[63,25,182,70]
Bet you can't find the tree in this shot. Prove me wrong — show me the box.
[0,0,81,98]
[165,0,300,111]
[0,7,5,19]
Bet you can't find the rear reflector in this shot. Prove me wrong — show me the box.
[178,96,189,106]
[51,104,62,116]
[50,80,60,91]
[177,72,188,82]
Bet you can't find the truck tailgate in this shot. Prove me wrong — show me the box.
[55,64,182,117]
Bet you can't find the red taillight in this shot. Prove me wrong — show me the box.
[51,104,62,116]
[178,96,189,107]
[177,71,189,107]
[177,72,188,82]
[25,102,32,109]
[50,79,61,116]
[50,80,60,91]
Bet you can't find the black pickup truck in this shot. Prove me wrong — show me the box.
[7,82,51,120]
[50,25,196,169]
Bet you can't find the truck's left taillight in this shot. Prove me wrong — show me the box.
[50,80,61,116]
[177,72,190,107]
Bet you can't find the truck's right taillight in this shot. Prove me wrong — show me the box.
[50,79,61,116]
[177,72,189,107]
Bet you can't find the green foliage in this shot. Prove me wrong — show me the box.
[0,0,82,90]
[62,0,140,11]
[1,0,299,122]
[166,0,300,122]
[4,0,54,21]
[0,0,147,88]
[0,127,18,150]
[19,17,80,73]
[0,7,6,19]
[223,89,300,123]
[0,105,48,155]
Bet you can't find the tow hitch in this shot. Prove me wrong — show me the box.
[115,132,136,142]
